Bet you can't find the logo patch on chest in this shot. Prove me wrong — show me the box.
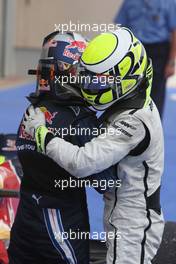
[40,107,58,125]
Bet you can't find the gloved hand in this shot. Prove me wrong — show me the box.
[23,106,53,153]
[23,106,46,137]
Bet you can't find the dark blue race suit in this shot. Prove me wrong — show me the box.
[8,97,117,264]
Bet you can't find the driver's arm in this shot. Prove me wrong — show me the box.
[45,115,146,178]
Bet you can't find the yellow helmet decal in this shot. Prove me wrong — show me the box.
[81,89,97,104]
[117,39,148,96]
[82,33,117,65]
[99,90,114,104]
[118,56,132,78]
[121,79,137,94]
[81,88,114,105]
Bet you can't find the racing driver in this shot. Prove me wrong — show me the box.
[23,27,165,264]
[8,31,117,264]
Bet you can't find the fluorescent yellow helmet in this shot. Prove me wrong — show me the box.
[79,27,151,110]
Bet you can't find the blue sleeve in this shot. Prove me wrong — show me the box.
[72,115,118,194]
[114,0,129,26]
[167,0,176,30]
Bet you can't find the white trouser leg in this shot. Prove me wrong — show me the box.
[104,196,164,264]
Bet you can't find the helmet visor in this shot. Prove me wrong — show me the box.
[37,59,82,101]
[78,69,117,94]
[37,59,78,90]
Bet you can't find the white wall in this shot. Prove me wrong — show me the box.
[2,0,124,77]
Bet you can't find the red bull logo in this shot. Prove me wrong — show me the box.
[65,39,87,53]
[40,107,58,125]
[19,124,35,141]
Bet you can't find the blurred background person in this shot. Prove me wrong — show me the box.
[114,0,176,118]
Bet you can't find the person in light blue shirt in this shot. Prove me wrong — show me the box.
[115,0,176,118]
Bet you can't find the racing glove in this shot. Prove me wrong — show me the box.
[23,106,54,153]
